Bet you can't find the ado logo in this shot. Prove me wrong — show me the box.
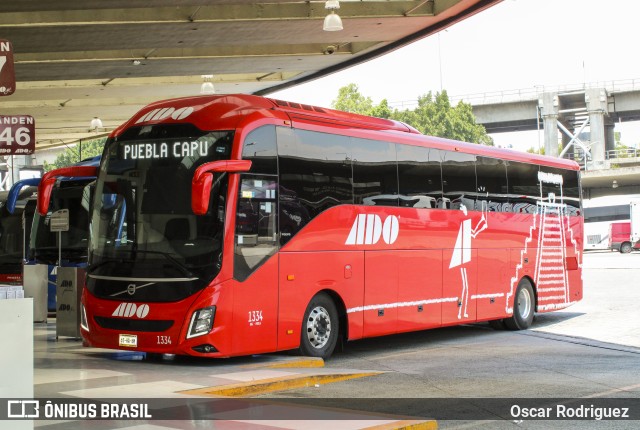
[345,214,399,245]
[112,302,150,319]
[135,106,194,124]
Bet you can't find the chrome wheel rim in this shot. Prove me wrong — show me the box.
[306,306,331,349]
[517,287,532,320]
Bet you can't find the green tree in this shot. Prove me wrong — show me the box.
[331,83,374,114]
[332,84,493,145]
[527,146,545,155]
[614,131,633,158]
[43,137,106,172]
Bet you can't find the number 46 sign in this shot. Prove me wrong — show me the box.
[0,115,35,155]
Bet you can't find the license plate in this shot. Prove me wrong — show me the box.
[119,334,138,348]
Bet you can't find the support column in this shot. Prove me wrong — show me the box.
[539,92,559,157]
[585,88,609,168]
[605,122,616,155]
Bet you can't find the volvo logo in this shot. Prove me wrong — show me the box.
[110,281,155,297]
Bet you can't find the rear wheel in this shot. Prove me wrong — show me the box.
[620,242,632,254]
[505,279,535,330]
[300,293,339,359]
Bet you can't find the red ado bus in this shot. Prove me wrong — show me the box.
[39,94,583,359]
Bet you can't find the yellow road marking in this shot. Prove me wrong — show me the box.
[364,420,438,430]
[241,357,325,369]
[181,372,381,397]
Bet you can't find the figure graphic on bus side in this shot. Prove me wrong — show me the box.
[449,202,488,319]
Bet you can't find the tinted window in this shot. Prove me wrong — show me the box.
[441,151,476,210]
[476,156,508,212]
[278,128,352,244]
[234,175,278,281]
[352,138,398,206]
[506,161,539,213]
[539,167,581,215]
[242,125,277,175]
[584,205,628,223]
[559,168,581,211]
[397,145,442,208]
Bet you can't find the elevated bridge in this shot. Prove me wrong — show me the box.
[463,80,640,200]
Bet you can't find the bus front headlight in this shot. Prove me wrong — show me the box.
[80,303,89,332]
[187,306,216,339]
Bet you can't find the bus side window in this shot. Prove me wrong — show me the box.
[506,161,539,213]
[441,151,476,210]
[241,125,277,175]
[234,175,278,282]
[397,145,442,208]
[352,138,398,207]
[476,156,508,212]
[278,128,352,245]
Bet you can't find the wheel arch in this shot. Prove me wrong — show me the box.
[521,275,538,312]
[317,289,348,343]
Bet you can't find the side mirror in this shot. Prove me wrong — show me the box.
[38,166,99,215]
[7,178,41,214]
[192,160,252,215]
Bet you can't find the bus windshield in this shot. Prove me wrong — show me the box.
[0,188,36,275]
[87,124,233,302]
[29,179,93,265]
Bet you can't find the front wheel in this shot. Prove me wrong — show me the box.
[620,242,633,254]
[300,293,339,359]
[505,279,535,330]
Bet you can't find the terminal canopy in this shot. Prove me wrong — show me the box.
[1,0,500,150]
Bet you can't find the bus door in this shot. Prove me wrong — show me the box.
[231,174,279,355]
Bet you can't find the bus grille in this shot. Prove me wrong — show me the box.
[94,317,173,332]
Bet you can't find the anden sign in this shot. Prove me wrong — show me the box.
[0,115,36,155]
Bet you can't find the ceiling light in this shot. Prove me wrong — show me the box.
[200,75,215,94]
[323,1,343,31]
[89,117,103,131]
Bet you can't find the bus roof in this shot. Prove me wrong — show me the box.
[112,94,579,172]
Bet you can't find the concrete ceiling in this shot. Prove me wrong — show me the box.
[1,0,501,151]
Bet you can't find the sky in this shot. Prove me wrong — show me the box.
[270,0,640,152]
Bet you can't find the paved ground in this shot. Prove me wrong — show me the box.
[21,251,640,429]
[259,251,640,429]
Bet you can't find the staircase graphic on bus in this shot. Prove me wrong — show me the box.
[534,201,569,307]
[505,171,582,314]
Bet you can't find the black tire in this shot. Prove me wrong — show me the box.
[620,242,632,254]
[488,319,506,330]
[300,293,339,359]
[504,279,535,330]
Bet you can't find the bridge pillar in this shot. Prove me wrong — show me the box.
[540,92,559,157]
[586,88,609,167]
[605,122,616,155]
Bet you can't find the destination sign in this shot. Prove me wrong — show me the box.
[121,141,209,160]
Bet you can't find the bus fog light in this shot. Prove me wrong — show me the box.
[80,304,89,332]
[187,306,216,339]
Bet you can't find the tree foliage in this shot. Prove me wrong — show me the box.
[43,137,106,171]
[331,84,493,145]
